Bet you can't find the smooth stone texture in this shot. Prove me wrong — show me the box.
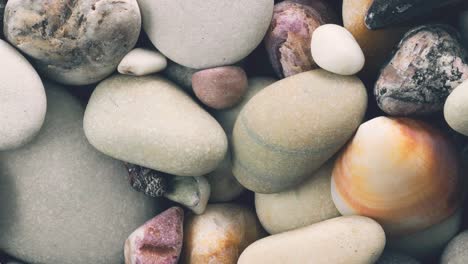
[118,48,167,76]
[376,250,421,264]
[441,230,468,264]
[125,207,184,264]
[445,80,468,136]
[182,204,264,264]
[238,216,386,264]
[0,39,46,150]
[84,74,228,177]
[207,78,276,202]
[4,0,141,85]
[0,83,161,264]
[164,176,210,215]
[375,24,468,116]
[163,61,197,92]
[192,66,248,109]
[311,24,365,75]
[232,70,367,193]
[255,160,340,234]
[138,0,274,69]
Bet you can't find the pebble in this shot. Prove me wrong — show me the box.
[207,77,276,202]
[192,66,248,109]
[0,0,5,36]
[343,0,407,77]
[0,83,161,264]
[138,0,274,69]
[118,48,167,76]
[445,80,468,136]
[4,0,141,85]
[182,204,264,264]
[83,74,228,177]
[0,39,46,151]
[311,24,365,75]
[238,216,386,264]
[375,24,468,116]
[125,207,184,264]
[255,160,340,234]
[376,250,421,264]
[265,0,338,78]
[163,61,198,92]
[164,176,210,214]
[232,70,367,193]
[441,230,468,264]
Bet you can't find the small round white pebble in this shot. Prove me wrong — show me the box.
[118,48,168,76]
[311,24,365,75]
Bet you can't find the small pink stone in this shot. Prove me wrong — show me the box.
[124,207,184,264]
[192,66,248,110]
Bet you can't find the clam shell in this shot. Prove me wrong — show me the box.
[331,117,462,237]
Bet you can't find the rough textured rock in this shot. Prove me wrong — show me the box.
[441,230,468,264]
[4,0,141,85]
[125,207,184,264]
[232,70,367,193]
[255,160,340,234]
[311,24,365,75]
[376,250,421,264]
[0,39,46,151]
[0,83,161,264]
[265,0,338,78]
[444,80,468,136]
[238,216,386,264]
[138,0,274,69]
[118,48,167,76]
[192,66,248,109]
[375,24,468,116]
[182,204,264,264]
[84,74,228,177]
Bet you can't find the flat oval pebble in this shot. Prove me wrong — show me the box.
[138,0,274,69]
[311,24,365,75]
[192,66,248,109]
[444,80,468,136]
[0,39,46,150]
[238,216,386,264]
[441,230,468,264]
[255,160,340,234]
[84,74,227,177]
[182,204,264,264]
[118,48,167,76]
[232,69,367,193]
[0,83,161,264]
[4,0,141,85]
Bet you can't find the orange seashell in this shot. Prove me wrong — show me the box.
[331,116,462,238]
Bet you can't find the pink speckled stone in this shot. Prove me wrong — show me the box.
[124,207,184,264]
[192,66,248,110]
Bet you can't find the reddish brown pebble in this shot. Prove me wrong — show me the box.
[124,207,184,264]
[192,66,248,109]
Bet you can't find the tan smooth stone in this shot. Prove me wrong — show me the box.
[182,204,264,264]
[255,160,340,234]
[238,216,386,264]
[445,79,468,136]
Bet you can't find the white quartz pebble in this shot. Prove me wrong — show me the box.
[118,48,168,76]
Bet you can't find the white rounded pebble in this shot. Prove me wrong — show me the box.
[311,24,365,75]
[118,48,168,76]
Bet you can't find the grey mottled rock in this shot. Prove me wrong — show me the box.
[441,230,468,264]
[375,24,468,116]
[0,0,5,36]
[0,83,162,264]
[0,39,46,150]
[4,0,141,85]
[376,250,421,264]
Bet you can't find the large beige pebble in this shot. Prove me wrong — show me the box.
[232,70,367,193]
[0,39,46,150]
[138,0,274,69]
[255,160,340,234]
[311,24,365,75]
[445,79,468,136]
[84,75,227,177]
[182,204,264,264]
[238,216,385,264]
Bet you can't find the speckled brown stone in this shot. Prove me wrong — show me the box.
[375,24,468,116]
[125,207,184,264]
[4,0,141,85]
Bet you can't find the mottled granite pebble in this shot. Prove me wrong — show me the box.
[4,0,141,85]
